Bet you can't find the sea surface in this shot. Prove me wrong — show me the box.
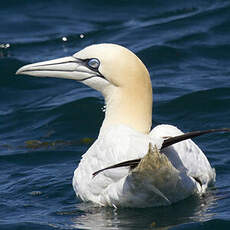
[1,0,230,229]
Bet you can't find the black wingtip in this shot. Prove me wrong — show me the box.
[92,159,141,177]
[162,128,230,149]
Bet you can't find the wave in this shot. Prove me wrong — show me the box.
[1,0,229,52]
[0,222,57,230]
[153,87,230,130]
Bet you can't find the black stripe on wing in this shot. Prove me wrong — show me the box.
[92,128,230,177]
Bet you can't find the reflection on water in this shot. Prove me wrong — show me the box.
[70,190,217,230]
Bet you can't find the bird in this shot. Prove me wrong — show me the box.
[16,43,229,208]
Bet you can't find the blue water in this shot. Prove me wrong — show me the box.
[1,0,230,229]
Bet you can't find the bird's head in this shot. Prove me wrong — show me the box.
[16,43,153,134]
[16,43,150,96]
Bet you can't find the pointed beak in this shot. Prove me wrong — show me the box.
[16,56,97,81]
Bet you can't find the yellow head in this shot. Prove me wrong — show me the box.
[17,43,153,134]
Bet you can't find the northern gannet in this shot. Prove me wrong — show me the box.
[16,44,229,208]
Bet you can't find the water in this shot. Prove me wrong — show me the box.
[1,0,230,229]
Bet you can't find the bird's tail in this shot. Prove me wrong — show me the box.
[125,144,196,206]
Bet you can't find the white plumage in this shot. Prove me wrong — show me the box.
[73,124,215,208]
[16,43,216,208]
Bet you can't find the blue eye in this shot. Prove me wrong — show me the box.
[87,58,100,69]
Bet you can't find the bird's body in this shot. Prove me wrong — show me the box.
[17,43,217,208]
[73,124,215,207]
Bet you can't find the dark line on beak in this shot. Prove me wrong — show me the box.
[20,68,97,75]
[28,57,83,68]
[92,128,230,177]
[31,60,82,68]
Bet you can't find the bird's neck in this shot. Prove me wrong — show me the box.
[99,84,153,136]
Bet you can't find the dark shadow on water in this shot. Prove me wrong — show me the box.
[69,190,217,230]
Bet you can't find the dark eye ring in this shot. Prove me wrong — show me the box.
[87,58,100,70]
